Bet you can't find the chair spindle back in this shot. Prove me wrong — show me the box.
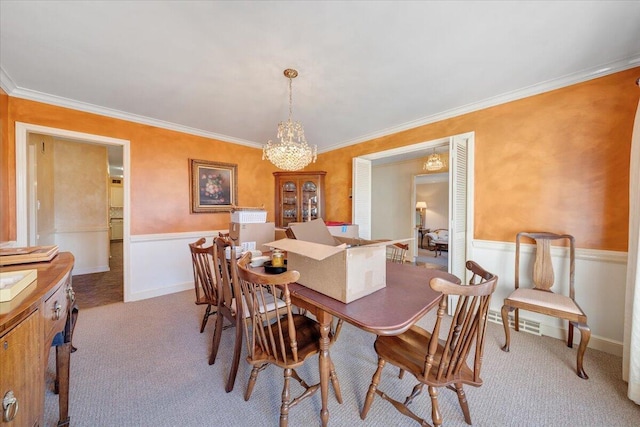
[189,238,217,305]
[425,260,497,384]
[236,254,302,366]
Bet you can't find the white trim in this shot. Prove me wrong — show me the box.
[128,281,193,303]
[319,56,640,153]
[130,229,227,243]
[2,73,261,150]
[472,239,627,264]
[15,122,132,299]
[74,265,111,276]
[361,137,450,162]
[539,321,623,357]
[0,67,17,93]
[54,226,110,233]
[3,58,638,155]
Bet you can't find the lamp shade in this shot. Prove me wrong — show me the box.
[416,201,427,209]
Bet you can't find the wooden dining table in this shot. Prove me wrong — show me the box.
[287,261,460,426]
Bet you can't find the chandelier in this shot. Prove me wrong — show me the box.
[423,149,444,171]
[263,68,317,171]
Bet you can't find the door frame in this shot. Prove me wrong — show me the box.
[352,132,474,287]
[15,122,130,296]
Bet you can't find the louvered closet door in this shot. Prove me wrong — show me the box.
[352,157,372,240]
[448,133,473,314]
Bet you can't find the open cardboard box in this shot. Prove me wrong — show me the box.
[265,219,411,303]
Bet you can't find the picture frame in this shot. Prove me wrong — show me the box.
[190,159,238,213]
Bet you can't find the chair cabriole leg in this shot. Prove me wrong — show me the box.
[500,304,511,352]
[575,322,591,379]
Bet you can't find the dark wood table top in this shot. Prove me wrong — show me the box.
[288,262,459,336]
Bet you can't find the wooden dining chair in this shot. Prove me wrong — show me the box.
[501,232,590,379]
[188,238,218,333]
[235,252,343,427]
[361,261,497,427]
[388,242,409,263]
[208,236,245,392]
[209,237,289,392]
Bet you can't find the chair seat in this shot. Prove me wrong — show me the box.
[506,288,582,315]
[251,314,322,367]
[375,325,477,386]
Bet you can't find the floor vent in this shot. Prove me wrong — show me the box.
[487,310,541,336]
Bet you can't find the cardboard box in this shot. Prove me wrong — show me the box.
[326,224,359,238]
[275,228,288,241]
[265,219,397,303]
[229,222,275,253]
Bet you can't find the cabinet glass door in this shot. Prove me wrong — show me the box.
[281,181,297,227]
[302,180,318,222]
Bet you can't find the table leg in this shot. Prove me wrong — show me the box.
[317,309,332,427]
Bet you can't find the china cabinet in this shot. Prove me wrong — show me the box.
[274,171,326,228]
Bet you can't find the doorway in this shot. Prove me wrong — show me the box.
[415,172,449,269]
[352,131,474,289]
[14,122,130,301]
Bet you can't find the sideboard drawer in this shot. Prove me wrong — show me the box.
[43,279,69,340]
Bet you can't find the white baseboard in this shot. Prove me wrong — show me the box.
[539,323,623,357]
[73,265,110,276]
[128,281,193,302]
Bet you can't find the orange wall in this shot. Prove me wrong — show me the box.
[316,68,639,251]
[1,68,638,250]
[1,98,278,238]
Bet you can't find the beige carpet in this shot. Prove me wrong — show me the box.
[45,290,639,426]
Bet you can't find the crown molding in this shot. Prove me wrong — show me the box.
[0,67,17,93]
[3,55,639,154]
[0,67,263,150]
[318,55,640,153]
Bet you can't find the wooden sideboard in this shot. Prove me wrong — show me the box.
[1,252,75,427]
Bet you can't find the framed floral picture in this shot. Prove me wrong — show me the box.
[190,159,238,213]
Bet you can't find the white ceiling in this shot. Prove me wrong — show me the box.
[1,1,639,156]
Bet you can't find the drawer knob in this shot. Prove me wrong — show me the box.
[53,302,62,320]
[2,390,18,422]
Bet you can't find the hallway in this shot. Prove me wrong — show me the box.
[71,241,123,308]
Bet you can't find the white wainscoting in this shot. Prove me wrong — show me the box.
[125,233,627,356]
[128,230,224,303]
[55,226,110,275]
[471,240,627,356]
